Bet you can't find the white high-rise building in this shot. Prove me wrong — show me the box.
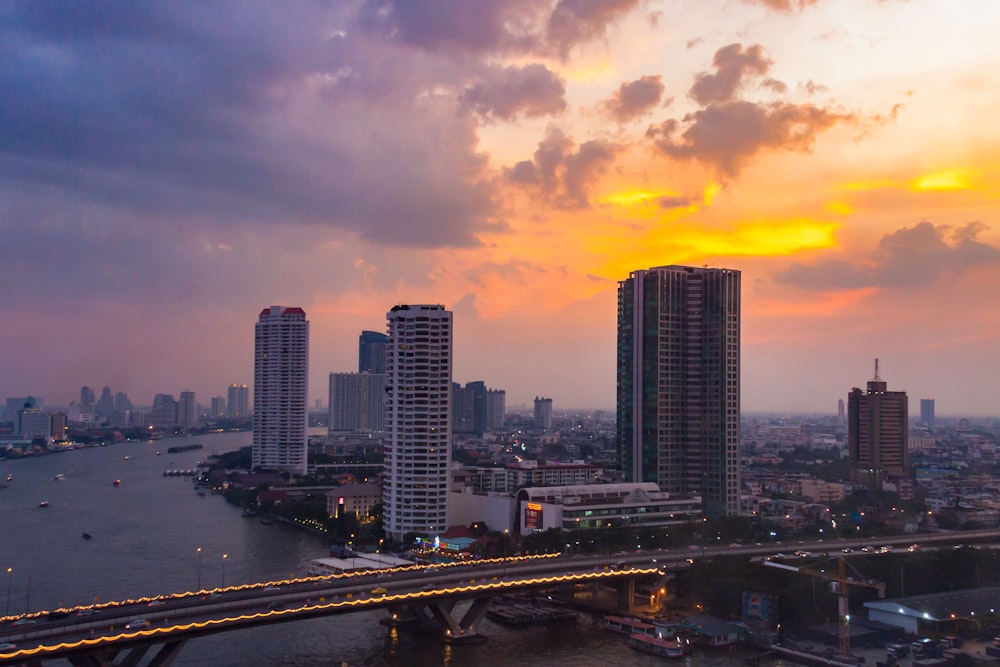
[253,306,309,475]
[383,304,453,542]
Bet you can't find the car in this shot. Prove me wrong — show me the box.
[75,609,96,617]
[263,586,279,591]
[267,600,285,610]
[147,600,165,607]
[125,619,149,629]
[841,548,853,553]
[11,618,36,627]
[907,544,920,552]
[0,643,16,652]
[370,587,387,595]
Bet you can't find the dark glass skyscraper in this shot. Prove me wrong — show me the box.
[616,265,741,518]
[358,330,389,375]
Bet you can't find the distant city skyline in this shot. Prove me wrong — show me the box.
[3,4,1000,417]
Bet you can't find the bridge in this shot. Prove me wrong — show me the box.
[3,529,999,666]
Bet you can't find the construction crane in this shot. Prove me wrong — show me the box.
[764,556,885,657]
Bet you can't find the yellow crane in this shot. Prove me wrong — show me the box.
[764,556,885,657]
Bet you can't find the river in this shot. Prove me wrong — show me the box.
[0,432,786,666]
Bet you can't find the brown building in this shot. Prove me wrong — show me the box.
[848,365,908,491]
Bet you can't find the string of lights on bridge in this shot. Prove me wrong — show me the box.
[0,562,658,660]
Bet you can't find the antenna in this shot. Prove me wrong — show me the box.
[873,358,880,382]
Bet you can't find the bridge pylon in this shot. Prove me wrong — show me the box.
[387,595,494,643]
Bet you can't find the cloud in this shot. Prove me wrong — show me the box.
[602,74,666,123]
[774,221,1000,290]
[504,127,621,207]
[546,0,640,58]
[357,0,641,58]
[647,99,852,177]
[743,0,819,11]
[689,43,772,105]
[0,3,505,249]
[462,63,567,121]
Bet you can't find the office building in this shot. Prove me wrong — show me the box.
[151,394,178,429]
[383,304,453,542]
[5,396,41,423]
[453,381,494,435]
[80,386,95,408]
[838,398,845,423]
[227,383,249,418]
[359,330,389,375]
[534,396,553,429]
[210,396,227,418]
[328,372,386,433]
[848,363,908,491]
[920,399,935,428]
[486,388,506,430]
[616,265,741,518]
[178,391,198,428]
[16,408,51,441]
[253,305,309,475]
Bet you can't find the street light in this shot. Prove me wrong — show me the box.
[5,567,11,616]
[197,547,203,590]
[221,554,228,588]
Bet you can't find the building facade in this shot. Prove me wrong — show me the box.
[358,330,389,375]
[253,306,309,475]
[616,265,741,518]
[487,389,506,430]
[383,304,453,542]
[328,372,386,433]
[920,398,935,428]
[227,383,249,418]
[849,369,908,491]
[178,390,198,428]
[534,396,553,429]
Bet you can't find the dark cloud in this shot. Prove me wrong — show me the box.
[689,43,771,105]
[0,2,506,249]
[775,222,1000,291]
[647,100,852,177]
[504,127,620,207]
[602,74,665,123]
[357,0,641,58]
[462,63,566,121]
[546,0,640,58]
[659,195,692,209]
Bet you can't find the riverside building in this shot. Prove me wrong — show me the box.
[617,265,741,518]
[253,305,309,475]
[383,304,453,542]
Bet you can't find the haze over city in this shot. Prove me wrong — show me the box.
[2,1,999,415]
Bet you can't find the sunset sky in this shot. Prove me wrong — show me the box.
[2,1,999,415]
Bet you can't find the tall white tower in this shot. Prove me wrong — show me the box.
[253,305,309,475]
[383,304,453,542]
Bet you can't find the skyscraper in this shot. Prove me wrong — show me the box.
[533,396,553,429]
[359,330,389,375]
[178,390,198,428]
[227,383,249,418]
[80,386,95,408]
[383,304,452,542]
[328,372,386,433]
[486,388,506,430]
[920,398,935,428]
[151,393,178,429]
[848,362,908,491]
[617,265,741,518]
[253,306,309,475]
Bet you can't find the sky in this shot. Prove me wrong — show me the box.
[2,0,1000,416]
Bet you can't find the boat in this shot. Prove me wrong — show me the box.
[603,615,656,636]
[113,479,121,487]
[6,473,11,482]
[39,501,49,508]
[166,444,203,454]
[82,532,92,540]
[628,633,690,659]
[53,473,65,481]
